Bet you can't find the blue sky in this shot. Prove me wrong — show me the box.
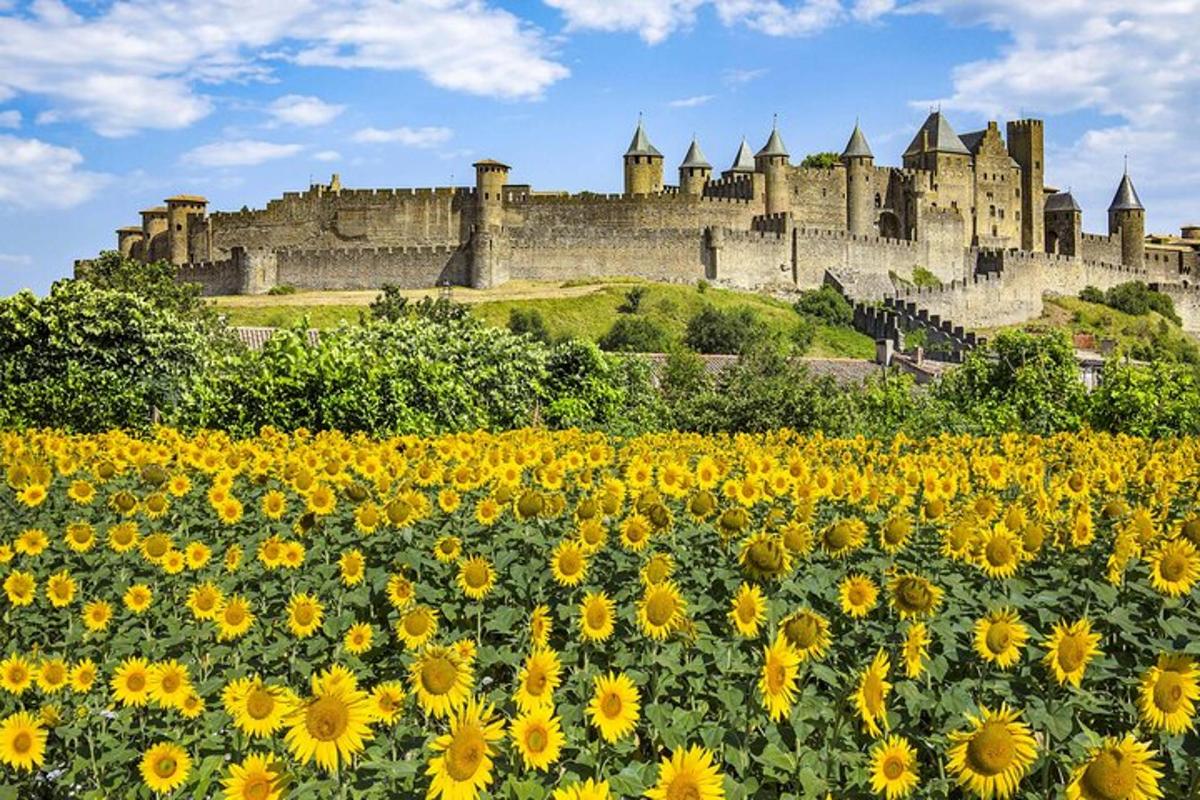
[1,0,1197,295]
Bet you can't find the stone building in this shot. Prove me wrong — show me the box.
[96,111,1199,335]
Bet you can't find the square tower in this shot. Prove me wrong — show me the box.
[1006,120,1045,252]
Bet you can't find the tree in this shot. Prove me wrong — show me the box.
[683,305,765,354]
[75,250,209,319]
[508,308,552,344]
[1089,360,1200,437]
[800,152,840,169]
[794,285,853,327]
[598,316,670,353]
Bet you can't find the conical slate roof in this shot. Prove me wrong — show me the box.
[680,137,711,169]
[1108,172,1144,212]
[625,119,662,158]
[903,112,970,157]
[756,124,788,158]
[728,139,756,173]
[842,123,873,159]
[1045,192,1081,213]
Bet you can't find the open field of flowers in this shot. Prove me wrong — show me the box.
[1,428,1199,799]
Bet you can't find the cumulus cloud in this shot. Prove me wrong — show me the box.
[0,134,110,209]
[352,126,454,147]
[0,109,18,128]
[181,140,304,168]
[544,0,855,42]
[668,94,715,108]
[313,150,343,162]
[267,95,345,127]
[0,0,568,137]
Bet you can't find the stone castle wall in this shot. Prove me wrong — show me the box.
[276,245,469,291]
[505,227,709,285]
[1151,284,1200,333]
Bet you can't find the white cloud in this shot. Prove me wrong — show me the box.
[668,94,715,108]
[0,134,109,209]
[0,0,568,137]
[267,95,345,127]
[181,139,304,168]
[544,0,854,42]
[0,109,18,128]
[0,253,33,266]
[313,150,342,162]
[352,126,454,147]
[722,67,768,86]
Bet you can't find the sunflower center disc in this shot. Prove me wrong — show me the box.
[785,617,818,649]
[665,776,701,800]
[883,755,905,780]
[244,777,272,800]
[446,728,485,781]
[526,727,547,753]
[155,756,177,778]
[986,539,1013,567]
[465,563,489,588]
[246,689,275,719]
[306,696,350,741]
[986,624,1012,653]
[1057,636,1087,672]
[601,692,622,718]
[405,614,429,636]
[587,605,608,629]
[767,663,787,692]
[966,722,1015,776]
[127,674,146,692]
[646,592,676,626]
[749,541,781,571]
[294,605,314,625]
[12,731,31,754]
[1080,751,1136,800]
[1154,672,1184,712]
[1160,554,1187,581]
[421,658,458,695]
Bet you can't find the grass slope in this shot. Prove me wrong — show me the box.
[209,278,875,359]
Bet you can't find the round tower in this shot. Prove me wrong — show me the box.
[165,195,208,266]
[754,121,790,216]
[841,122,875,236]
[1108,170,1145,268]
[115,227,145,259]
[678,137,712,198]
[623,117,664,196]
[473,159,510,230]
[139,207,169,262]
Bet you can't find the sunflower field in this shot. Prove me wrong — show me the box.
[1,428,1199,800]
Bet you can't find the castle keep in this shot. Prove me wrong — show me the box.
[102,113,1200,334]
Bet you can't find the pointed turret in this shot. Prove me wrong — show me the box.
[680,137,711,169]
[679,137,712,197]
[756,123,789,160]
[1108,167,1146,267]
[903,111,970,158]
[623,116,664,196]
[842,122,873,160]
[728,139,756,174]
[755,119,790,215]
[1108,171,1144,212]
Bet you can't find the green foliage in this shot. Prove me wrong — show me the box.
[617,285,648,314]
[696,279,709,294]
[794,285,853,327]
[800,152,840,168]
[1089,360,1200,436]
[267,283,298,295]
[75,250,206,318]
[597,316,671,353]
[934,330,1088,434]
[1080,281,1181,325]
[911,267,942,288]
[507,308,552,345]
[683,305,766,354]
[369,286,468,324]
[904,327,929,351]
[1079,285,1105,304]
[0,281,213,431]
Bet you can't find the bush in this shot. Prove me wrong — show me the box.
[1102,281,1181,325]
[697,279,709,294]
[507,308,552,344]
[0,281,213,431]
[267,284,297,296]
[794,285,853,327]
[1090,360,1200,437]
[1079,285,1105,304]
[75,250,206,318]
[683,305,765,354]
[911,267,942,288]
[800,152,840,168]
[370,286,469,324]
[617,285,648,314]
[598,316,670,353]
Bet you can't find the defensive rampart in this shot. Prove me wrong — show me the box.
[275,245,469,290]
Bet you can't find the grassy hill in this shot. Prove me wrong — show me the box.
[209,278,876,359]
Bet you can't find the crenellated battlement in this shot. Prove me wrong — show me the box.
[275,244,461,258]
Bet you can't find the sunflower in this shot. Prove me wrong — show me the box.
[729,583,766,638]
[386,574,415,611]
[946,704,1038,800]
[552,778,611,800]
[140,741,192,794]
[426,697,505,800]
[821,517,868,558]
[510,707,565,771]
[216,595,255,641]
[287,593,324,638]
[1138,654,1198,734]
[759,635,800,722]
[123,584,153,614]
[15,528,48,556]
[0,655,32,695]
[779,609,831,662]
[0,711,46,772]
[902,622,930,679]
[433,535,462,563]
[854,650,892,738]
[1043,618,1101,687]
[1065,735,1162,800]
[35,658,68,693]
[45,570,76,607]
[977,525,1023,579]
[64,522,97,552]
[530,604,552,648]
[550,540,589,587]
[638,580,686,640]
[587,671,640,743]
[579,591,616,642]
[112,657,152,706]
[619,513,652,551]
[973,608,1028,669]
[1148,538,1200,597]
[515,647,561,713]
[458,556,497,600]
[839,574,879,619]
[645,744,725,800]
[410,645,474,719]
[739,531,791,580]
[338,549,366,587]
[222,753,286,800]
[284,668,374,773]
[261,490,287,520]
[344,623,375,655]
[879,515,913,553]
[4,571,35,606]
[371,681,406,724]
[641,553,675,586]
[888,572,944,619]
[869,735,920,799]
[148,660,192,710]
[82,599,112,631]
[69,659,97,693]
[228,678,294,738]
[397,606,439,650]
[184,541,211,570]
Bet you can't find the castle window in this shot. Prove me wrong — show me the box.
[874,193,882,208]
[999,209,1005,219]
[951,201,958,210]
[989,205,996,218]
[992,225,998,237]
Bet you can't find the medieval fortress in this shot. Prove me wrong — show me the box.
[100,112,1200,339]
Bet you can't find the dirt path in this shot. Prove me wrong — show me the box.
[208,280,619,308]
